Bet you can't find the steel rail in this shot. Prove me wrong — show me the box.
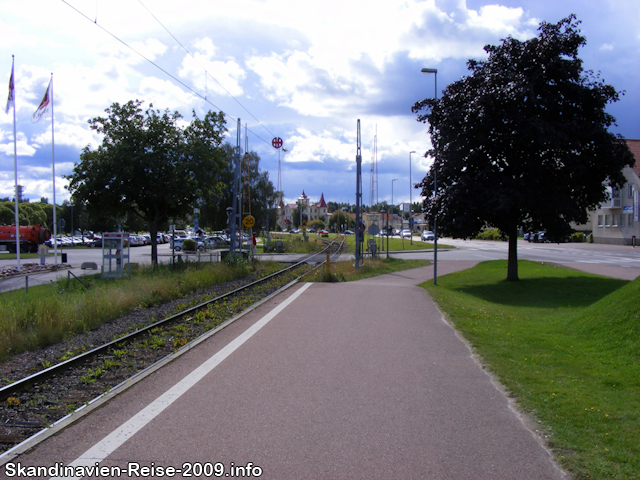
[0,237,345,401]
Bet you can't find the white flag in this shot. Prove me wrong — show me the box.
[32,78,52,123]
[5,60,14,114]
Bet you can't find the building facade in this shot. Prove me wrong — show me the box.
[278,191,329,230]
[591,139,640,245]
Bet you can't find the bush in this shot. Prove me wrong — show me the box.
[474,229,506,241]
[182,239,196,251]
[571,232,585,243]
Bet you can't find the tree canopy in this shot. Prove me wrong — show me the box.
[412,15,634,281]
[66,100,227,265]
[198,143,277,233]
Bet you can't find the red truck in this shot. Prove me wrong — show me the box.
[0,224,51,253]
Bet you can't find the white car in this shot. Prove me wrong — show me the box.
[400,229,412,238]
[421,230,435,241]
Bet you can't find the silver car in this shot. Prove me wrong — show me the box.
[421,230,435,241]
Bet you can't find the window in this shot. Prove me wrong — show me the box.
[605,215,611,227]
[598,215,604,227]
[612,214,618,227]
[629,184,634,199]
[629,214,634,227]
[621,215,626,227]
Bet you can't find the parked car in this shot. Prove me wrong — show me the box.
[344,230,354,235]
[400,229,412,238]
[206,235,229,248]
[421,230,435,241]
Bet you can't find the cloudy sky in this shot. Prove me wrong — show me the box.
[1,0,638,208]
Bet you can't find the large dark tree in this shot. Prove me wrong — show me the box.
[66,100,227,265]
[412,15,634,281]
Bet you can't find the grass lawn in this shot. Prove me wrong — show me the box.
[337,234,450,253]
[421,260,639,479]
[305,257,430,282]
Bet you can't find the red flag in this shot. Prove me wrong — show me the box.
[32,78,51,123]
[5,61,14,115]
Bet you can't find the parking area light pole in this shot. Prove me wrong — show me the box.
[421,67,438,285]
[392,178,397,237]
[409,151,415,245]
[385,209,389,259]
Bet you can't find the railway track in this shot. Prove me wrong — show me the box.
[0,237,346,455]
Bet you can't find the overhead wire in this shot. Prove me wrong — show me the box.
[60,0,276,150]
[136,0,277,141]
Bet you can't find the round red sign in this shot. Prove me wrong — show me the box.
[272,137,283,149]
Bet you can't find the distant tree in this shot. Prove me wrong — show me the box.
[198,144,277,233]
[328,210,354,232]
[67,100,227,265]
[412,15,634,281]
[0,203,13,224]
[308,219,325,231]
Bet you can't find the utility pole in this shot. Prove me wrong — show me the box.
[230,118,241,255]
[355,120,362,269]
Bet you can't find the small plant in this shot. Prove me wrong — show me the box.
[144,335,165,349]
[6,396,20,406]
[103,359,120,370]
[80,366,105,384]
[112,349,126,359]
[182,239,196,251]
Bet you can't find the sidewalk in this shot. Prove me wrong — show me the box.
[1,261,566,479]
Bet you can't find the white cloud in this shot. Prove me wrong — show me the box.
[0,131,37,157]
[179,39,246,97]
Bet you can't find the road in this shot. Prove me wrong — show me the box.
[389,238,640,280]
[1,238,639,294]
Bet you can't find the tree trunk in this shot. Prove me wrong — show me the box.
[507,224,519,281]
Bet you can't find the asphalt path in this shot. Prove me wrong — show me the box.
[0,261,567,479]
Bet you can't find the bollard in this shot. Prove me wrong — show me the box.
[25,275,28,294]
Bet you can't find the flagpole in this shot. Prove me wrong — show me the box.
[10,56,20,269]
[50,73,58,266]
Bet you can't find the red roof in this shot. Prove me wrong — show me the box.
[317,193,327,208]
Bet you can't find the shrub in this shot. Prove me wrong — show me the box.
[474,229,506,241]
[182,239,196,251]
[571,232,585,243]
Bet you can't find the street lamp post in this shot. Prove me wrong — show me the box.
[384,209,389,259]
[421,67,438,285]
[392,178,397,236]
[409,151,416,245]
[69,203,74,247]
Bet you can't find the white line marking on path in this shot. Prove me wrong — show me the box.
[50,282,313,480]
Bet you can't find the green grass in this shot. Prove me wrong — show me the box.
[341,234,443,253]
[306,257,430,282]
[421,260,639,479]
[0,260,282,362]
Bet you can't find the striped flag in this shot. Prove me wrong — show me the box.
[5,60,14,114]
[32,78,52,123]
